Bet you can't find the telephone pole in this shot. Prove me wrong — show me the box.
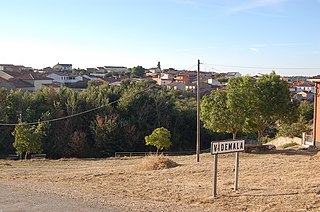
[196,59,201,162]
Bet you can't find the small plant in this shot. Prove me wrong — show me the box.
[281,142,298,149]
[145,127,171,154]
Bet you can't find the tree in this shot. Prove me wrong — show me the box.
[68,131,88,157]
[131,66,146,78]
[245,71,291,143]
[298,101,313,122]
[276,101,313,139]
[201,76,255,140]
[201,90,230,135]
[145,127,171,153]
[12,119,45,159]
[226,76,255,139]
[90,114,121,156]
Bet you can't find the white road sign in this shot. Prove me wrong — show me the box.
[211,140,245,154]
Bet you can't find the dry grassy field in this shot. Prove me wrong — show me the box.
[1,150,320,211]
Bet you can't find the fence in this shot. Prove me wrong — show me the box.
[114,149,210,158]
[302,133,314,146]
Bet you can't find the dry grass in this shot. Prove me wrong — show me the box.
[280,142,299,149]
[137,155,179,171]
[310,150,320,160]
[1,150,320,211]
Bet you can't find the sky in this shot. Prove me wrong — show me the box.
[0,0,320,76]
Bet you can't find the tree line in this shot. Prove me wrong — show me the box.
[0,72,313,158]
[0,80,223,158]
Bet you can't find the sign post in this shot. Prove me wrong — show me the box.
[211,140,245,198]
[212,154,218,197]
[234,152,240,191]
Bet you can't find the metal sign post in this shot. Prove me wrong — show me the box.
[234,152,240,191]
[210,140,245,198]
[212,154,218,197]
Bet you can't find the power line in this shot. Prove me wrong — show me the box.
[201,63,224,73]
[202,63,320,70]
[182,64,198,71]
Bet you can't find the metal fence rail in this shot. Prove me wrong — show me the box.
[114,150,211,158]
[302,132,314,146]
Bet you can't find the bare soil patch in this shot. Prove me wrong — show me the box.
[0,150,320,211]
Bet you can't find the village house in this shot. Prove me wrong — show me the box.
[104,66,128,73]
[53,63,72,71]
[46,72,82,84]
[291,81,315,93]
[0,69,53,91]
[0,77,34,91]
[0,64,33,72]
[166,82,186,91]
[185,83,196,92]
[176,72,197,84]
[208,78,221,86]
[293,91,314,102]
[20,72,53,91]
[225,72,241,78]
[148,67,161,74]
[152,73,174,86]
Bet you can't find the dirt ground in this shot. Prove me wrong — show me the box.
[0,150,320,212]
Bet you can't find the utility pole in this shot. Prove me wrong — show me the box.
[196,59,201,162]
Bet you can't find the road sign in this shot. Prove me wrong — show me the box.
[210,140,245,198]
[211,140,245,154]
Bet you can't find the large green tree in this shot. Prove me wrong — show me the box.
[201,90,231,136]
[201,76,254,140]
[226,76,255,139]
[245,71,291,143]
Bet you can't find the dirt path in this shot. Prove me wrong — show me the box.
[0,184,119,212]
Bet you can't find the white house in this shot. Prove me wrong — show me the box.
[152,76,172,86]
[166,82,186,91]
[295,85,315,93]
[53,63,72,71]
[208,79,221,86]
[47,72,83,84]
[225,72,241,78]
[161,73,174,80]
[186,83,196,92]
[148,67,161,74]
[104,66,128,72]
[21,72,53,91]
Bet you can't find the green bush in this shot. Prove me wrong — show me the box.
[277,120,311,138]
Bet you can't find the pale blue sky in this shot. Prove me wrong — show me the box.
[0,0,320,75]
